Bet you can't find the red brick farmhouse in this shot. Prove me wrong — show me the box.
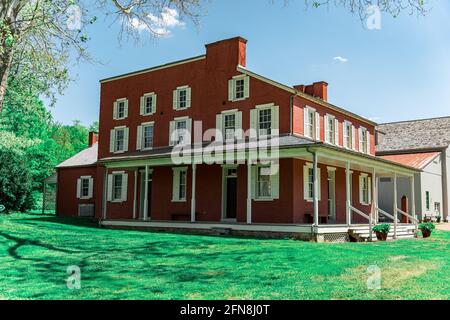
[55,37,420,242]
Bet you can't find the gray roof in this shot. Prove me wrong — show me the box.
[376,117,450,153]
[57,143,98,168]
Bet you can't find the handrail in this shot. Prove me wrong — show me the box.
[377,207,399,222]
[396,208,419,224]
[350,206,370,221]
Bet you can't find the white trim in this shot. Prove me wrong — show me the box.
[140,92,157,116]
[304,163,321,201]
[229,75,250,102]
[172,167,188,202]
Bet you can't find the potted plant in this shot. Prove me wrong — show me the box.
[372,224,391,241]
[419,222,435,238]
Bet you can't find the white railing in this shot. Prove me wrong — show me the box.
[350,206,373,241]
[376,207,399,222]
[397,208,419,234]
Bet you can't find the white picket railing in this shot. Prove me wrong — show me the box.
[350,205,373,241]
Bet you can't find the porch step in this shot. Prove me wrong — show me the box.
[348,225,416,242]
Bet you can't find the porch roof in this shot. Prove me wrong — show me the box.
[379,152,441,170]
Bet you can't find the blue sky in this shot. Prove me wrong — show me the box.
[51,0,450,126]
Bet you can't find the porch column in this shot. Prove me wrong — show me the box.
[191,163,197,223]
[345,161,351,226]
[369,168,377,242]
[143,165,149,221]
[410,175,416,221]
[313,152,319,226]
[133,169,138,220]
[102,168,108,220]
[247,160,252,224]
[393,172,398,239]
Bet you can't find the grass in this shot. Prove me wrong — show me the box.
[0,213,449,300]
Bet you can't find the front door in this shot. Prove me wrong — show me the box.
[139,171,152,220]
[327,170,336,223]
[224,168,238,220]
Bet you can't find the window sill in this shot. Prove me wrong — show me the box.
[254,198,275,202]
[113,151,126,154]
[231,97,247,102]
[141,113,156,117]
[111,200,125,204]
[141,147,154,151]
[114,117,127,121]
[174,107,190,111]
[171,199,187,203]
[79,197,92,200]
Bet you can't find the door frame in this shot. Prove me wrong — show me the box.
[221,165,238,222]
[327,167,336,223]
[139,168,153,220]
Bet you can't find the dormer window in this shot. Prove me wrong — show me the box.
[229,75,250,102]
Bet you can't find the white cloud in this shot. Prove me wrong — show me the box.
[130,7,184,37]
[333,56,349,63]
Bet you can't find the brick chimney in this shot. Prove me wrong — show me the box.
[294,81,328,101]
[88,132,98,147]
[205,37,248,71]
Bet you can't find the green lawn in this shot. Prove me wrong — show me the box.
[0,213,448,300]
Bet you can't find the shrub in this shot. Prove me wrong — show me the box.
[419,222,436,233]
[373,224,391,234]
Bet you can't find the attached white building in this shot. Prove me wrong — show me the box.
[376,117,450,222]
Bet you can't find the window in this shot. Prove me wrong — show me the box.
[303,164,321,201]
[434,202,441,214]
[325,115,336,144]
[304,107,320,140]
[77,176,93,199]
[107,172,128,203]
[113,99,128,120]
[359,174,372,205]
[224,113,236,141]
[169,118,192,146]
[359,127,369,154]
[172,168,188,202]
[140,93,157,116]
[173,86,191,110]
[110,127,129,153]
[343,122,353,149]
[137,122,154,151]
[426,191,430,210]
[257,167,272,198]
[229,75,250,101]
[258,108,272,137]
[176,120,187,145]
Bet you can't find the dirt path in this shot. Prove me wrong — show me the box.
[436,223,450,231]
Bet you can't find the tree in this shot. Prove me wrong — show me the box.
[0,0,202,112]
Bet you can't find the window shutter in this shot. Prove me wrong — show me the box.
[351,126,356,150]
[368,177,372,204]
[250,109,257,137]
[169,121,175,146]
[324,115,330,143]
[271,105,279,135]
[304,109,309,137]
[359,175,364,204]
[121,173,128,202]
[186,118,192,145]
[236,111,243,140]
[186,87,192,108]
[124,100,129,118]
[228,79,234,101]
[113,102,118,120]
[244,76,250,99]
[88,178,94,199]
[251,166,256,199]
[153,94,157,114]
[123,127,129,152]
[140,96,145,115]
[358,128,363,152]
[216,114,223,141]
[315,112,321,140]
[366,131,371,154]
[136,125,143,150]
[303,166,310,200]
[76,179,81,199]
[173,90,178,110]
[271,166,280,199]
[343,124,348,148]
[110,129,115,153]
[334,119,340,146]
[172,170,180,201]
[107,174,113,201]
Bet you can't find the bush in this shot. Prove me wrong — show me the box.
[373,224,391,234]
[419,222,436,233]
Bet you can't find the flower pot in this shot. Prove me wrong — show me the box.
[375,231,388,241]
[420,229,432,238]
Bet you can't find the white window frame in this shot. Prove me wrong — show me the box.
[110,126,129,154]
[216,109,243,142]
[324,114,336,145]
[107,171,128,203]
[359,173,372,206]
[228,75,250,102]
[303,163,321,202]
[172,167,188,202]
[77,176,93,200]
[136,121,155,151]
[251,164,280,201]
[173,86,191,111]
[343,121,353,149]
[304,107,320,140]
[169,116,192,146]
[359,127,369,154]
[250,103,279,138]
[113,98,128,120]
[140,92,157,116]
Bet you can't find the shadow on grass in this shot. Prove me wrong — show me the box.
[16,216,100,229]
